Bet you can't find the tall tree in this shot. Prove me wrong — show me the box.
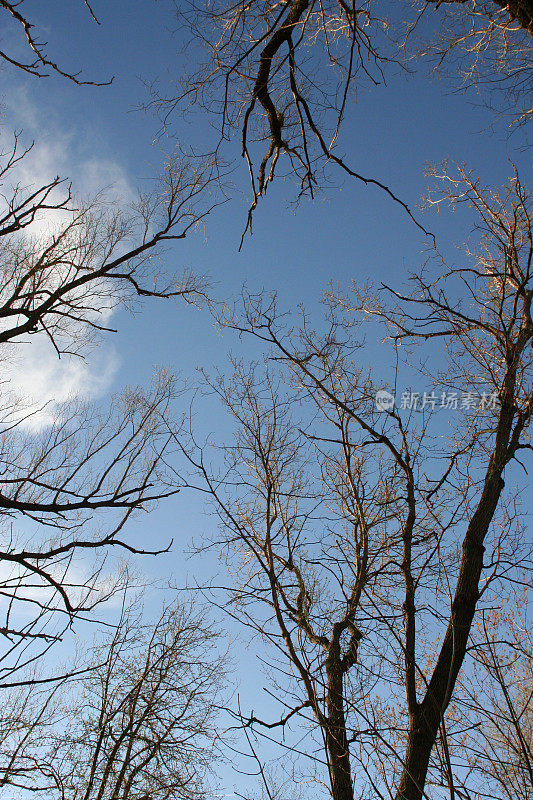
[179,166,533,800]
[0,133,219,686]
[49,598,224,800]
[0,13,227,790]
[0,594,225,798]
[0,3,220,696]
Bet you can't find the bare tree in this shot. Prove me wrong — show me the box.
[0,136,216,353]
[0,131,219,685]
[156,0,425,241]
[0,594,225,798]
[148,0,531,239]
[0,10,230,796]
[42,597,225,800]
[175,165,533,800]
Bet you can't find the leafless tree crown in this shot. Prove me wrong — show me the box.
[177,166,533,800]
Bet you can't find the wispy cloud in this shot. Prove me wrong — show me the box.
[1,86,136,431]
[2,84,137,231]
[2,334,119,432]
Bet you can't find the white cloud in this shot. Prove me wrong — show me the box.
[2,334,119,432]
[0,86,137,431]
[1,86,137,236]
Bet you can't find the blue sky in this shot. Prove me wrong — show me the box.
[1,2,531,795]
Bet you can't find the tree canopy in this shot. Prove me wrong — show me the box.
[0,2,531,800]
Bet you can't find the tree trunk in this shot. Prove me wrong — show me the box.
[395,708,437,800]
[494,0,533,35]
[326,648,354,800]
[395,467,506,800]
